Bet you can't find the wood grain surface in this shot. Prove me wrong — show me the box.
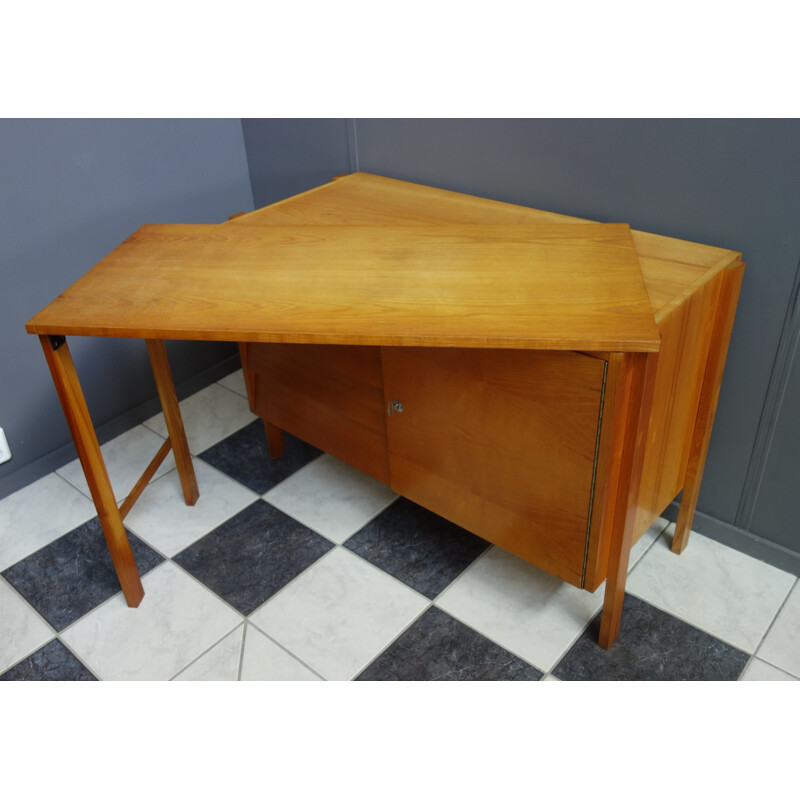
[231,172,742,318]
[26,222,661,351]
[381,347,607,586]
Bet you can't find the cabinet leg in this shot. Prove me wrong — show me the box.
[146,340,199,507]
[598,351,658,649]
[39,335,144,607]
[264,421,285,459]
[672,263,744,554]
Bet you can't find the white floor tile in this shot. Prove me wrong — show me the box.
[543,674,561,681]
[173,625,245,681]
[436,546,603,673]
[630,517,670,568]
[263,454,398,544]
[740,658,798,681]
[0,578,55,674]
[627,526,795,653]
[0,473,96,571]
[144,383,256,455]
[61,561,241,680]
[56,424,175,502]
[756,581,800,677]
[218,369,248,398]
[250,548,428,680]
[124,459,257,556]
[240,624,321,681]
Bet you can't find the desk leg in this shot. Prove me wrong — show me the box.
[672,263,744,554]
[39,335,144,607]
[598,351,659,649]
[146,340,199,507]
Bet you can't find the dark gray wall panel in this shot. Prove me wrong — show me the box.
[749,327,800,550]
[353,118,800,530]
[0,119,254,499]
[241,118,351,208]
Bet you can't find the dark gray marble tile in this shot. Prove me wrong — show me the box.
[357,606,541,681]
[344,498,490,599]
[1,518,163,631]
[173,500,333,615]
[553,594,750,681]
[199,421,322,494]
[1,640,96,681]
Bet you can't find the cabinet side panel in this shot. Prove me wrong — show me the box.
[632,273,723,537]
[382,347,605,586]
[246,343,390,483]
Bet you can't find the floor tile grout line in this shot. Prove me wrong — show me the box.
[168,559,248,622]
[53,557,242,646]
[0,472,99,572]
[429,599,549,674]
[0,574,58,638]
[57,560,245,681]
[241,545,344,622]
[216,372,249,400]
[539,525,670,676]
[0,574,60,677]
[263,491,401,548]
[53,559,177,641]
[143,386,257,457]
[436,525,670,678]
[348,601,434,681]
[55,634,104,681]
[431,543,495,608]
[742,575,799,678]
[189,453,261,504]
[239,542,434,680]
[169,622,246,681]
[435,542,581,675]
[122,459,261,553]
[242,543,514,680]
[243,619,329,681]
[259,452,333,502]
[215,379,252,403]
[622,584,757,657]
[53,430,178,506]
[741,658,799,681]
[50,468,102,506]
[237,622,248,680]
[624,525,791,657]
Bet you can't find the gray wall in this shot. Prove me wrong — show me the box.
[241,117,800,571]
[242,118,352,208]
[0,119,254,499]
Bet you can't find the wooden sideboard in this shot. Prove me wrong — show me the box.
[26,172,743,649]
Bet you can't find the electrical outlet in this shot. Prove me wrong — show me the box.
[0,428,11,464]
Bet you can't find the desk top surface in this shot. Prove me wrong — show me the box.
[26,221,660,350]
[26,173,741,351]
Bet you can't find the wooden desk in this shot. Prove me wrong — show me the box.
[26,172,743,649]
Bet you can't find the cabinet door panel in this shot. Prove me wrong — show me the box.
[381,347,606,586]
[246,343,389,483]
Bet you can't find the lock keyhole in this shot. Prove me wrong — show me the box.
[388,400,404,415]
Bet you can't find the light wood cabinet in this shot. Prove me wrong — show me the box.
[236,172,744,645]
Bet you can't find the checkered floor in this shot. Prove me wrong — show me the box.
[1,369,798,681]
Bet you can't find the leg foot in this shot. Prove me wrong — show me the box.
[264,421,285,459]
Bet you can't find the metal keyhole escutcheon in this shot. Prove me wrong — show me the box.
[388,400,404,416]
